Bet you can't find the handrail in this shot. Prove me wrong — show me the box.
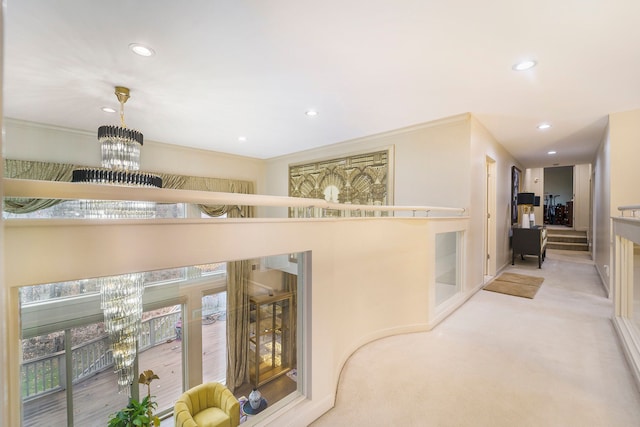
[618,205,640,217]
[3,178,466,216]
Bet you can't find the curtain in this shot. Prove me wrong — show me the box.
[224,201,255,392]
[181,175,255,218]
[284,272,298,367]
[3,160,74,213]
[225,259,251,391]
[3,159,255,216]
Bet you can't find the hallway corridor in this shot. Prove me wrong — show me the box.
[312,250,640,426]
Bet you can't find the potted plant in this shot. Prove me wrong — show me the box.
[107,370,161,427]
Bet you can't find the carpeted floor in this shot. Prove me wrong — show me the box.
[311,249,640,427]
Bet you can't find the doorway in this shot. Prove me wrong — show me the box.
[485,156,497,279]
[544,166,574,227]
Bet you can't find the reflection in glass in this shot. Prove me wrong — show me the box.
[435,232,460,306]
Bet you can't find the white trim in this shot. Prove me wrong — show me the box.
[612,317,640,392]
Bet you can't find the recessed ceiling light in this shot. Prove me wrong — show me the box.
[129,43,155,57]
[537,123,552,130]
[548,151,557,155]
[305,110,318,117]
[512,60,537,71]
[101,107,116,113]
[238,136,247,142]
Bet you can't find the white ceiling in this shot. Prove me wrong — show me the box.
[4,1,640,167]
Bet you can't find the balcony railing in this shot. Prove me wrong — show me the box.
[3,178,466,217]
[618,204,640,217]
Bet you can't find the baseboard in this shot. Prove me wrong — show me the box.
[256,394,334,426]
[496,260,510,276]
[612,317,640,394]
[428,281,485,329]
[595,264,611,298]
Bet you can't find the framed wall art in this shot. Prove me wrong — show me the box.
[288,148,393,217]
[511,166,521,224]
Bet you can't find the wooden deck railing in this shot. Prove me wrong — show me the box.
[21,310,186,401]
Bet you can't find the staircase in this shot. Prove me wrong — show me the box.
[545,228,589,251]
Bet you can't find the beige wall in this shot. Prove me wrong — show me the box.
[469,117,520,275]
[609,110,640,214]
[524,167,544,225]
[264,114,519,286]
[262,114,471,214]
[597,109,640,295]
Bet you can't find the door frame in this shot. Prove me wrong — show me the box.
[485,156,497,277]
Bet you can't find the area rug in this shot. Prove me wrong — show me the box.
[483,272,544,299]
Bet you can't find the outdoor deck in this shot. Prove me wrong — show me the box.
[23,320,230,426]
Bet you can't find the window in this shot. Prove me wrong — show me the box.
[18,252,305,426]
[137,305,183,415]
[202,292,227,384]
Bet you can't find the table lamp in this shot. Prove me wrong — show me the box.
[517,192,535,228]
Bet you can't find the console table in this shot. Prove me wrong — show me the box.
[512,226,547,268]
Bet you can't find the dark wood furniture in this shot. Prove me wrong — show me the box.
[512,226,547,268]
[566,201,573,227]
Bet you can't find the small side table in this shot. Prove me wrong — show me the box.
[512,226,547,268]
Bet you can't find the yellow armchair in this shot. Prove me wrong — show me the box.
[174,382,240,427]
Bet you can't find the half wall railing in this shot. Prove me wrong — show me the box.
[612,206,640,391]
[5,177,469,427]
[3,178,466,217]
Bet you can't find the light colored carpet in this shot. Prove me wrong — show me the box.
[311,255,640,427]
[483,272,544,299]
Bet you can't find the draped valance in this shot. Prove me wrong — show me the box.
[3,159,255,218]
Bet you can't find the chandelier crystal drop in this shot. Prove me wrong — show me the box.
[99,273,145,390]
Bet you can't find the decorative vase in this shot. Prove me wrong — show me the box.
[248,388,262,410]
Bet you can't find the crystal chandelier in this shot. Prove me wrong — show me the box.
[72,86,162,219]
[99,273,145,390]
[72,86,162,393]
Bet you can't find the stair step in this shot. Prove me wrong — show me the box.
[547,241,589,251]
[545,229,587,236]
[547,235,588,244]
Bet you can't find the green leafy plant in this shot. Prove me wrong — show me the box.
[107,370,160,427]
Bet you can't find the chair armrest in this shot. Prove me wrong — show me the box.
[219,388,240,427]
[174,401,198,427]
